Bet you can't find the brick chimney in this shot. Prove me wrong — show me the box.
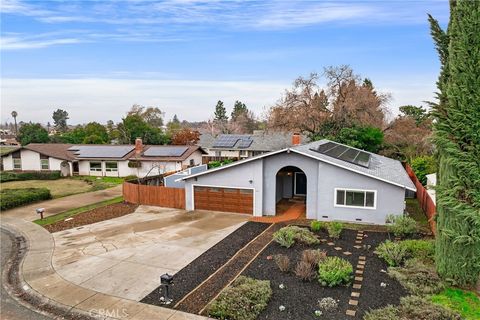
[292,133,301,146]
[135,138,143,155]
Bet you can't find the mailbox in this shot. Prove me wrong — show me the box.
[160,273,174,285]
[36,208,45,219]
[159,273,174,304]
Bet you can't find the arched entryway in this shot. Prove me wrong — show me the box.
[275,166,307,216]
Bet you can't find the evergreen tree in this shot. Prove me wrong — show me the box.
[214,100,228,121]
[172,114,180,124]
[18,123,49,145]
[231,100,247,121]
[430,0,480,286]
[52,109,69,132]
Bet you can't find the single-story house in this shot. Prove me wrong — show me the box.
[181,140,416,225]
[1,139,206,178]
[198,131,308,163]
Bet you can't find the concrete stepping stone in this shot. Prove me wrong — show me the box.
[353,284,362,289]
[334,247,342,251]
[353,245,362,249]
[355,270,364,275]
[343,251,352,256]
[355,240,362,244]
[349,299,358,306]
[355,276,363,282]
[356,264,364,269]
[327,242,335,246]
[358,260,366,265]
[346,309,356,317]
[359,256,366,260]
[351,292,360,298]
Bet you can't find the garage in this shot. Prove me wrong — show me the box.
[193,186,253,214]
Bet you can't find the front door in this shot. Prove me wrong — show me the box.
[294,172,307,195]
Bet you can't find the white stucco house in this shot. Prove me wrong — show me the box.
[180,140,416,225]
[1,139,206,178]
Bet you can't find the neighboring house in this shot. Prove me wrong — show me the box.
[180,140,416,225]
[1,139,205,178]
[198,131,307,163]
[0,133,20,146]
[426,173,436,204]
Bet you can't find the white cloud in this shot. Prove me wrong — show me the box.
[0,36,82,50]
[1,76,436,125]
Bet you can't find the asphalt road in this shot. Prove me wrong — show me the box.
[1,230,52,320]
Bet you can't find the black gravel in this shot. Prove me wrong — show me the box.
[241,228,407,320]
[141,221,270,306]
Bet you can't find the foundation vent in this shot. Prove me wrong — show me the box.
[322,215,329,218]
[356,218,362,221]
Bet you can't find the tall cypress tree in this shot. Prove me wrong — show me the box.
[214,100,228,121]
[430,0,480,286]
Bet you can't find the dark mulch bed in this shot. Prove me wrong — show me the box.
[141,221,270,307]
[241,228,408,320]
[44,202,138,233]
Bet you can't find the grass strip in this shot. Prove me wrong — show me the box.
[33,196,124,226]
[431,287,480,320]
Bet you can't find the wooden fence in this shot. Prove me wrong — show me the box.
[123,181,185,209]
[405,164,436,234]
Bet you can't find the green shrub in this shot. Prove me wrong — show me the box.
[387,215,417,238]
[363,296,461,320]
[401,239,435,262]
[363,305,399,320]
[375,240,408,267]
[273,226,319,248]
[410,155,436,186]
[388,259,444,295]
[326,221,343,239]
[0,188,52,211]
[208,276,272,320]
[310,220,325,232]
[398,295,461,320]
[431,288,480,320]
[318,256,353,287]
[208,161,222,169]
[0,171,61,182]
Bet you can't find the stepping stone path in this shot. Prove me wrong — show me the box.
[346,230,366,317]
[174,223,281,315]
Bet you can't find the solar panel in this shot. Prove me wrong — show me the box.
[310,142,371,168]
[68,146,134,158]
[143,146,188,157]
[212,135,252,149]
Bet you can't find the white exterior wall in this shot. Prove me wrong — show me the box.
[20,149,41,170]
[2,154,13,170]
[182,151,203,168]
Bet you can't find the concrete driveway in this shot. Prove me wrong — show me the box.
[52,206,249,301]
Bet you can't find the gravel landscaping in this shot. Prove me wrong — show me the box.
[43,202,138,233]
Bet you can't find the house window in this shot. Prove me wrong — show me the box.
[13,158,21,170]
[40,159,49,170]
[105,162,118,172]
[335,189,376,209]
[215,151,221,157]
[239,150,247,156]
[89,162,102,172]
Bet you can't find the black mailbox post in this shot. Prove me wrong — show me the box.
[159,273,173,304]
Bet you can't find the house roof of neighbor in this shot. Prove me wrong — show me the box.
[184,139,416,192]
[2,143,205,162]
[198,131,309,152]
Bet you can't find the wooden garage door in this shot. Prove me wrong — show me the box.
[194,186,253,214]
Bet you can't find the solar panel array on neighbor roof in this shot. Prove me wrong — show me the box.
[310,141,371,168]
[143,146,188,157]
[68,145,134,158]
[212,135,253,148]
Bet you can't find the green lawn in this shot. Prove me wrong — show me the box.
[405,198,431,233]
[431,288,480,320]
[34,196,124,226]
[71,176,126,191]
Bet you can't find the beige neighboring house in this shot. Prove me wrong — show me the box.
[1,139,206,178]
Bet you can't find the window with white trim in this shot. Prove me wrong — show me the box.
[13,158,22,170]
[105,162,118,172]
[335,189,376,208]
[40,159,49,170]
[89,162,102,172]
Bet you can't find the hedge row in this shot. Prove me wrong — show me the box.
[0,171,62,183]
[0,188,52,211]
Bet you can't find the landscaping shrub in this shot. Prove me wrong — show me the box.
[318,257,353,287]
[326,221,343,239]
[388,259,444,295]
[272,226,319,248]
[431,287,480,320]
[401,239,435,262]
[0,171,61,182]
[410,155,436,186]
[363,296,461,320]
[310,220,325,232]
[318,297,338,312]
[301,249,326,266]
[273,254,290,272]
[295,260,316,281]
[1,188,52,211]
[387,215,417,238]
[208,276,272,320]
[375,240,408,267]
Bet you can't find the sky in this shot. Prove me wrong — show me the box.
[1,0,449,125]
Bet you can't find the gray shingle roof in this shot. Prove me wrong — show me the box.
[292,140,416,191]
[199,132,308,151]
